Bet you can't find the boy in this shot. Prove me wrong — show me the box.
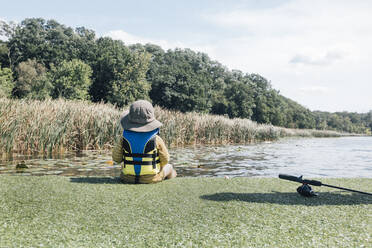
[112,100,177,183]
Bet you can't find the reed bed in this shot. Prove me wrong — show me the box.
[155,107,343,146]
[0,98,343,154]
[0,98,121,154]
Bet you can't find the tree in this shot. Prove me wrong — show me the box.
[49,59,92,100]
[73,26,97,65]
[90,37,151,107]
[7,18,97,69]
[365,111,372,134]
[203,60,228,115]
[0,41,10,68]
[247,74,270,123]
[0,20,16,39]
[0,64,13,97]
[148,48,218,113]
[224,81,255,119]
[0,20,16,67]
[13,59,51,99]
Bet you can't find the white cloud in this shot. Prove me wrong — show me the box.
[299,86,329,95]
[289,50,344,66]
[203,0,372,37]
[200,0,372,112]
[105,30,186,50]
[202,0,372,64]
[104,30,215,55]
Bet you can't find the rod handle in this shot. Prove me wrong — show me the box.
[279,174,322,186]
[279,174,300,181]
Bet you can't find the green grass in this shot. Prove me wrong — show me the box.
[0,176,371,247]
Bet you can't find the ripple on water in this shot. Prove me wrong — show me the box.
[0,137,371,178]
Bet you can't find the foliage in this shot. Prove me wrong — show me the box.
[6,18,96,69]
[13,59,52,100]
[0,65,13,97]
[147,48,219,113]
[0,20,16,67]
[313,111,372,134]
[224,80,254,119]
[0,20,16,39]
[0,41,10,68]
[49,59,92,100]
[90,37,150,107]
[0,17,371,134]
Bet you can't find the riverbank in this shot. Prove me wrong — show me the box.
[0,98,346,154]
[0,176,370,247]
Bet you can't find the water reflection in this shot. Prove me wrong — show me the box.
[0,137,371,178]
[0,151,121,177]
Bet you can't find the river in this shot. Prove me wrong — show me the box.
[1,137,371,178]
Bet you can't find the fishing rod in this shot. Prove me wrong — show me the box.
[279,174,372,197]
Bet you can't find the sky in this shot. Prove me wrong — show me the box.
[1,0,372,113]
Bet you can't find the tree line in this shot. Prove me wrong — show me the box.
[0,18,371,134]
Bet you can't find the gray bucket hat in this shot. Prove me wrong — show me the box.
[120,100,162,132]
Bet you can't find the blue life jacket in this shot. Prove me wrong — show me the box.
[122,129,161,178]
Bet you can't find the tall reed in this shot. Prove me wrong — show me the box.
[0,98,120,154]
[0,98,343,154]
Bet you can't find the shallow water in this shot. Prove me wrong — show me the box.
[172,136,372,178]
[1,137,371,178]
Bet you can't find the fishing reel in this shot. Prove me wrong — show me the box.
[296,176,317,197]
[297,184,318,197]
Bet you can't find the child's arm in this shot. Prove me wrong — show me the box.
[156,135,169,167]
[112,137,124,163]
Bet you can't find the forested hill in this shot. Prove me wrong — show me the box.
[0,18,371,134]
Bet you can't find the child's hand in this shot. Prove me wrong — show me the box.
[152,171,164,183]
